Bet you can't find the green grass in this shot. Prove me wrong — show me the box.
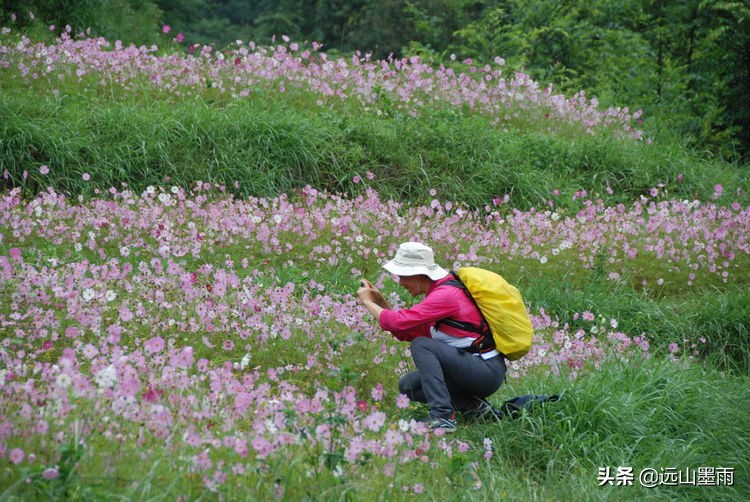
[1,85,747,210]
[522,277,750,373]
[472,356,750,502]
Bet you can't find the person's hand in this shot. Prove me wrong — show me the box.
[357,279,390,309]
[356,280,376,303]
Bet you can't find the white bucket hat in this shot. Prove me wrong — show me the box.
[383,242,450,281]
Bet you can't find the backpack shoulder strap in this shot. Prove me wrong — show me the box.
[435,271,496,353]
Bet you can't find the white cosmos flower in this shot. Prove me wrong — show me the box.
[264,419,278,434]
[55,373,72,389]
[158,193,173,205]
[240,353,251,370]
[94,365,117,389]
[82,288,96,301]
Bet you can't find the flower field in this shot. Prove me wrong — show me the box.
[1,23,749,501]
[1,181,748,499]
[0,27,643,140]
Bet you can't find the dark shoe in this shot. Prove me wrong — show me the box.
[423,415,457,433]
[465,397,503,423]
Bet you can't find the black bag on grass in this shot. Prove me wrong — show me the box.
[498,394,560,420]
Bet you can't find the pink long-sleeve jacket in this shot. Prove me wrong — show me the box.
[378,274,485,342]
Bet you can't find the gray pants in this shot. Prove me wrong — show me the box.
[398,336,506,420]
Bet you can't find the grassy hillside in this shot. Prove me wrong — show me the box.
[1,29,747,210]
[1,27,749,501]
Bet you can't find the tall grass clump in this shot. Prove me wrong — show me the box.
[470,356,750,502]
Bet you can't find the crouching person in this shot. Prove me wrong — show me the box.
[357,242,505,432]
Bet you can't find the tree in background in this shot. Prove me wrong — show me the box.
[424,0,749,161]
[1,0,163,43]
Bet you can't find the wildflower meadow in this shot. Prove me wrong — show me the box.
[1,23,749,502]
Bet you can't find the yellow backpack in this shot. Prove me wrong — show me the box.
[437,267,533,360]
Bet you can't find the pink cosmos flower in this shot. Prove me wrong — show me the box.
[42,467,59,479]
[483,437,494,460]
[396,394,410,409]
[35,420,49,434]
[668,342,679,353]
[162,25,171,34]
[82,172,90,181]
[39,165,49,175]
[251,436,273,458]
[363,411,387,432]
[82,343,98,359]
[107,324,122,344]
[145,336,165,354]
[143,386,162,402]
[234,392,253,414]
[175,33,184,43]
[234,439,248,458]
[172,347,194,368]
[120,376,140,397]
[712,184,723,200]
[9,448,24,464]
